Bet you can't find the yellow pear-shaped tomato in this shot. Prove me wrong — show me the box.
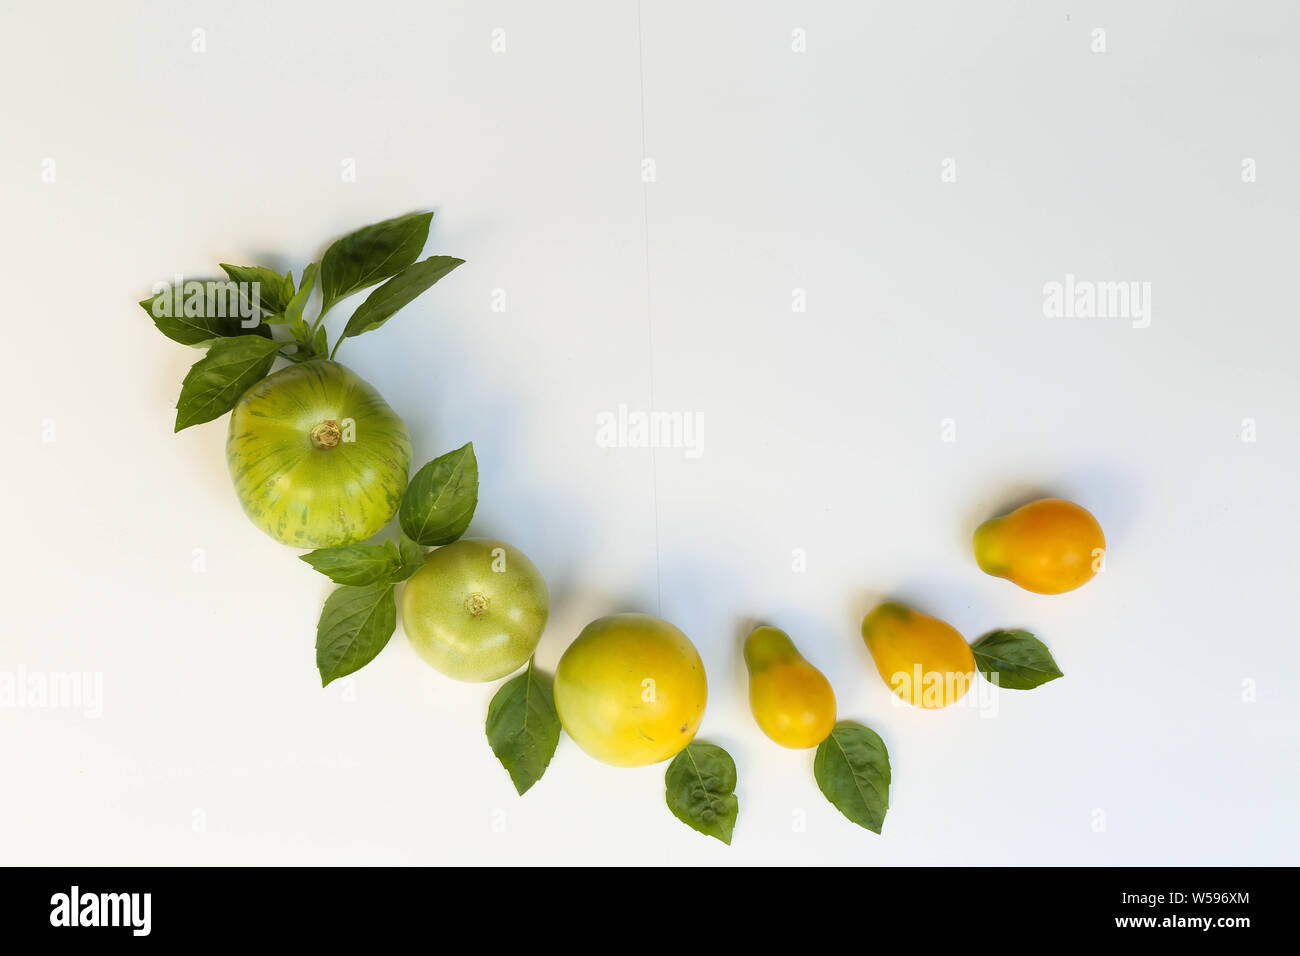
[744,626,836,749]
[861,602,974,709]
[974,497,1105,594]
[553,613,707,767]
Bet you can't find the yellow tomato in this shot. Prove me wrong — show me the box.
[553,613,707,767]
[861,602,974,709]
[974,497,1105,594]
[744,626,836,749]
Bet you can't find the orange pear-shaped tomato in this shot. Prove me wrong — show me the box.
[974,498,1105,594]
[861,602,975,709]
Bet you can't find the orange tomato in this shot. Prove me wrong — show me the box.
[974,498,1105,594]
[861,602,975,709]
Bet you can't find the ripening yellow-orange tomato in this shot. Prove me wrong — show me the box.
[974,498,1105,595]
[744,626,836,749]
[553,613,707,767]
[861,602,975,709]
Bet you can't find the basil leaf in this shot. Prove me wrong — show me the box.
[398,442,478,546]
[315,582,397,686]
[288,314,312,345]
[318,211,433,314]
[311,324,329,358]
[393,535,426,581]
[300,542,401,586]
[664,742,739,845]
[972,630,1064,689]
[814,722,890,834]
[173,336,281,431]
[485,661,561,795]
[340,256,464,341]
[139,285,273,346]
[218,263,295,315]
[283,262,318,327]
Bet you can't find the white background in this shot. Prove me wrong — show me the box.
[3,1,1297,865]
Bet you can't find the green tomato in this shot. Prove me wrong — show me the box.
[401,538,549,682]
[226,360,412,548]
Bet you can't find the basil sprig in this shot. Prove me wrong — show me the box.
[302,441,477,685]
[142,212,463,430]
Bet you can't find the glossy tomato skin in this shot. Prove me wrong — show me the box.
[974,498,1105,594]
[861,602,975,709]
[401,538,549,682]
[554,613,707,767]
[226,360,411,548]
[744,626,836,749]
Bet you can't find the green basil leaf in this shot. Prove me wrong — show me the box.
[318,211,433,314]
[218,263,295,315]
[311,324,329,358]
[972,630,1064,689]
[664,742,739,845]
[284,262,318,327]
[398,442,478,546]
[288,314,312,344]
[814,722,890,834]
[139,284,273,346]
[315,582,397,686]
[300,542,401,586]
[485,661,561,795]
[393,535,426,581]
[340,256,464,341]
[173,336,281,431]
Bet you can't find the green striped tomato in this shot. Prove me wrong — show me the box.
[226,360,412,548]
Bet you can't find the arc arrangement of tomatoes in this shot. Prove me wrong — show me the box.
[147,211,1106,844]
